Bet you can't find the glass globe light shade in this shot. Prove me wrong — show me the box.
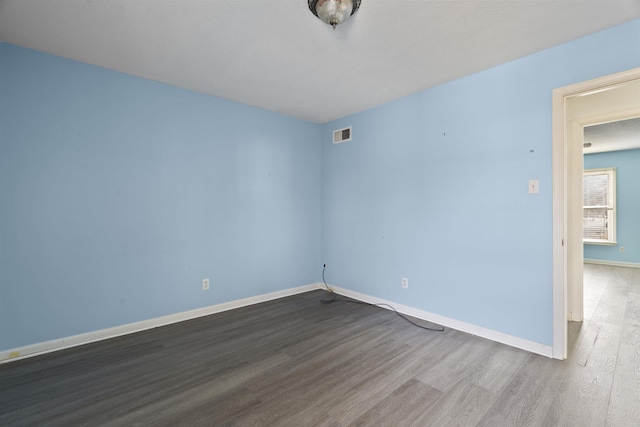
[309,0,361,28]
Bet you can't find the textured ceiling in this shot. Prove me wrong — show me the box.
[1,0,639,123]
[584,117,640,153]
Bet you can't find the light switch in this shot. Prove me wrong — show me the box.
[528,179,539,194]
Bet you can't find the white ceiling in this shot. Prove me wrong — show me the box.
[1,0,639,123]
[584,117,640,154]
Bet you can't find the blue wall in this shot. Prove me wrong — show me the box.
[0,44,322,350]
[584,149,640,264]
[321,19,640,346]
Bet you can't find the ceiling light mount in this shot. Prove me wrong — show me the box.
[308,0,362,29]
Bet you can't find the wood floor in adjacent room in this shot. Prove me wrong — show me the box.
[1,264,638,426]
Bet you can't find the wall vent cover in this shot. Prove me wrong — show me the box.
[333,126,352,144]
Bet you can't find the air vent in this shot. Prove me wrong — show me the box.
[333,126,352,144]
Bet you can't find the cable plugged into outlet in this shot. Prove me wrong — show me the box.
[321,263,337,304]
[318,265,443,332]
[202,278,210,290]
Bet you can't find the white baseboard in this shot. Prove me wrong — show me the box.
[2,281,555,364]
[584,259,640,268]
[0,283,322,364]
[328,285,554,358]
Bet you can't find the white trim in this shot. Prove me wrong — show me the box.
[0,283,321,364]
[584,259,640,269]
[584,241,617,246]
[329,286,554,358]
[2,281,558,364]
[552,67,640,360]
[552,84,568,359]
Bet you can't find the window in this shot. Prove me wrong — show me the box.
[583,168,616,244]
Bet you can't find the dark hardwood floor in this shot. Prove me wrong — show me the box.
[1,264,638,426]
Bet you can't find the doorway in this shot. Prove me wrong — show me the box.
[551,68,640,360]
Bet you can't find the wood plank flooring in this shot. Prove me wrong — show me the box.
[1,264,638,426]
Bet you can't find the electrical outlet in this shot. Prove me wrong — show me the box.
[528,179,539,194]
[202,278,210,290]
[620,246,625,253]
[401,277,408,289]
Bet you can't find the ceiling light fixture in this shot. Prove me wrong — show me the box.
[308,0,362,29]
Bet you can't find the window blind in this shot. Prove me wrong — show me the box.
[583,168,616,242]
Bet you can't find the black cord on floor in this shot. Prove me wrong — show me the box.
[319,264,444,332]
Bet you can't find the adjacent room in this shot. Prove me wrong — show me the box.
[1,1,639,425]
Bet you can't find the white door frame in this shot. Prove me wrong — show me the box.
[552,67,640,360]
